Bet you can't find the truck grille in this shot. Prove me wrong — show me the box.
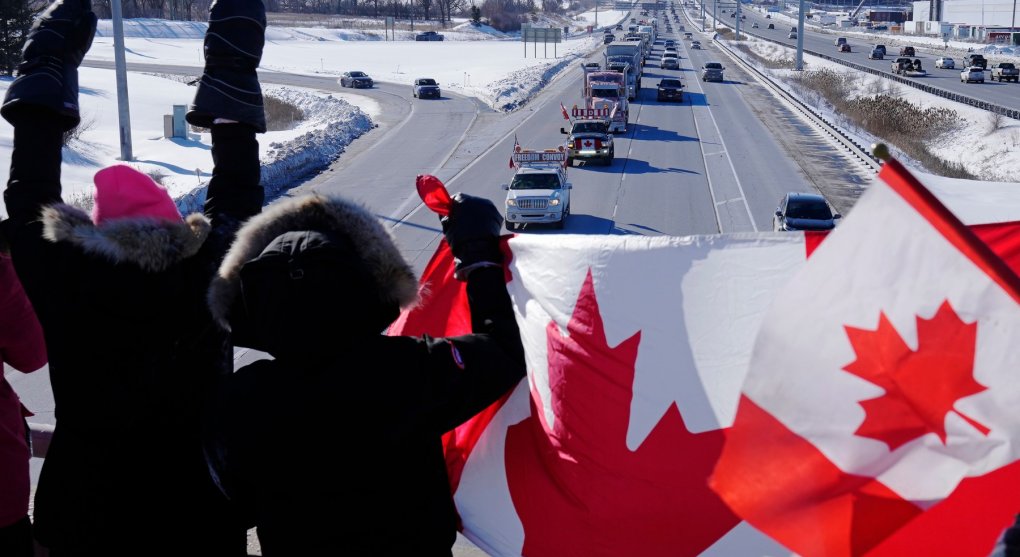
[517,199,548,210]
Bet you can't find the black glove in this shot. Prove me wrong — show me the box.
[22,0,96,67]
[441,193,504,280]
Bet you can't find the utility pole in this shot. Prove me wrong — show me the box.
[701,0,706,31]
[796,0,805,70]
[713,0,717,36]
[595,0,598,27]
[735,0,740,39]
[111,0,133,161]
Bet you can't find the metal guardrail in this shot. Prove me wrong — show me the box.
[711,14,1020,121]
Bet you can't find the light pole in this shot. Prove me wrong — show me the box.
[111,0,133,161]
[796,0,806,70]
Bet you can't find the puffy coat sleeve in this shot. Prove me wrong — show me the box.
[0,255,47,373]
[421,266,526,433]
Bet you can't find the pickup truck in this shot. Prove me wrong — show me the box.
[966,54,988,69]
[562,119,615,166]
[991,62,1019,82]
[891,57,912,74]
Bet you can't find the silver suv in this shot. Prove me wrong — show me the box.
[701,62,724,82]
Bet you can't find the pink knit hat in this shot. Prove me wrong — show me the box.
[91,165,183,226]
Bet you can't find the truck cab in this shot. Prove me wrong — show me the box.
[503,151,571,231]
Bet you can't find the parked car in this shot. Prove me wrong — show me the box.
[657,78,684,101]
[960,66,985,83]
[661,54,680,69]
[868,47,884,60]
[701,61,724,82]
[773,193,840,231]
[338,71,373,88]
[414,31,444,41]
[899,46,915,56]
[934,57,955,69]
[412,77,441,98]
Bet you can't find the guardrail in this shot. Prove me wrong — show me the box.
[708,12,1020,121]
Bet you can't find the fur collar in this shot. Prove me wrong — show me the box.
[41,203,211,273]
[208,194,418,328]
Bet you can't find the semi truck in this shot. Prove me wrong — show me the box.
[604,41,643,100]
[581,66,628,133]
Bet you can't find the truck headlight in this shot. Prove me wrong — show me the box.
[507,199,517,206]
[549,199,560,206]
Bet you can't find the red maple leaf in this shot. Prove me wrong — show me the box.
[504,270,739,557]
[843,300,990,451]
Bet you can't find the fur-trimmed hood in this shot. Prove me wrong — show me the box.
[208,194,418,329]
[41,203,211,273]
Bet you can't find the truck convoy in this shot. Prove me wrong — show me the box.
[604,41,643,100]
[503,147,572,230]
[581,66,628,133]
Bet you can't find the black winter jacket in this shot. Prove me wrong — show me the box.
[203,195,526,556]
[1,119,262,555]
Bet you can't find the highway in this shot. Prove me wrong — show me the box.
[703,2,1020,113]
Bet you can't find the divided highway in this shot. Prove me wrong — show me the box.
[703,4,1020,114]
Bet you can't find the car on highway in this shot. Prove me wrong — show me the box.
[338,71,374,88]
[664,46,678,56]
[874,44,887,56]
[966,53,988,69]
[868,47,884,60]
[934,56,955,69]
[665,39,676,48]
[503,157,572,230]
[604,34,615,44]
[657,78,684,101]
[730,12,735,17]
[788,31,798,39]
[765,13,771,18]
[767,23,775,29]
[839,43,851,52]
[616,24,624,30]
[899,46,915,56]
[661,53,680,69]
[412,78,441,98]
[960,66,985,83]
[414,30,444,41]
[751,21,759,28]
[691,40,702,49]
[773,192,840,232]
[701,61,725,81]
[835,37,847,46]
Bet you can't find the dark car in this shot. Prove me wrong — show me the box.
[767,23,775,29]
[415,31,445,41]
[875,44,887,56]
[413,78,441,98]
[665,39,676,48]
[657,78,684,101]
[604,34,615,44]
[616,24,624,30]
[773,192,840,231]
[338,71,373,88]
[839,43,851,52]
[899,46,915,56]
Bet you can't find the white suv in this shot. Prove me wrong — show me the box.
[503,165,572,230]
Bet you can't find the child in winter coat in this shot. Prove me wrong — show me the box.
[0,230,47,557]
[202,193,526,556]
[0,0,267,553]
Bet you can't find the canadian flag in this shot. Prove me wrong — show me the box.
[398,174,1020,556]
[711,159,1020,556]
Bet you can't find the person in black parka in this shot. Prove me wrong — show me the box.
[203,192,526,556]
[0,0,267,553]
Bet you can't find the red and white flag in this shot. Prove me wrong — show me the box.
[509,134,520,169]
[710,159,1020,557]
[394,174,1020,557]
[560,101,570,121]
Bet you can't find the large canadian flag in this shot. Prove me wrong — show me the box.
[393,173,1020,556]
[711,159,1020,556]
